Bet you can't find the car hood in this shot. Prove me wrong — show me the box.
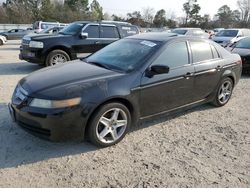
[20,60,123,99]
[25,33,72,41]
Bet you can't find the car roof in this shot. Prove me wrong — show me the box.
[174,28,202,30]
[72,21,133,26]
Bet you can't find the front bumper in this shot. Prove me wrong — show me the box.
[19,45,45,65]
[8,103,87,142]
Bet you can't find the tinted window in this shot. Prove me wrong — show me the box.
[211,45,220,58]
[190,42,213,63]
[172,29,188,35]
[235,37,250,49]
[153,41,189,68]
[215,30,238,37]
[84,25,99,38]
[121,26,139,37]
[101,26,119,38]
[59,23,85,35]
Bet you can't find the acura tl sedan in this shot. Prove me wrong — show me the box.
[9,33,242,147]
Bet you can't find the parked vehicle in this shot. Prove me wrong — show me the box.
[9,33,242,147]
[172,28,209,39]
[213,28,224,35]
[0,29,32,40]
[212,28,250,47]
[33,21,67,33]
[38,26,65,34]
[227,37,250,72]
[0,35,7,45]
[19,21,140,66]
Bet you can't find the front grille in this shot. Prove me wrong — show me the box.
[18,121,51,137]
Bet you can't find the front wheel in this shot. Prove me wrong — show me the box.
[87,103,131,147]
[212,77,234,107]
[46,49,70,66]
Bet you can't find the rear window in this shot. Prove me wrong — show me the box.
[172,29,188,35]
[235,37,250,49]
[216,30,238,37]
[190,41,213,63]
[121,26,139,37]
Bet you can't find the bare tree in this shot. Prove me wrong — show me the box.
[237,0,250,23]
[142,7,155,25]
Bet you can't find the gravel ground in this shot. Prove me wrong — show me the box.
[0,40,250,188]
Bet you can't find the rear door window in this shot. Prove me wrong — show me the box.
[100,26,120,38]
[190,41,213,63]
[84,25,99,38]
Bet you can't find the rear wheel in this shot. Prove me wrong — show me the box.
[87,103,131,147]
[0,39,3,45]
[46,49,70,66]
[212,77,234,107]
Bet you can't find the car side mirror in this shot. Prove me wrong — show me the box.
[81,32,88,39]
[237,35,243,38]
[146,65,170,78]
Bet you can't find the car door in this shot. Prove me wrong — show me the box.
[7,29,17,40]
[140,41,195,117]
[73,24,101,54]
[99,24,120,49]
[190,41,222,101]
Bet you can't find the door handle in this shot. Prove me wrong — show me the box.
[216,65,221,71]
[184,72,194,79]
[95,41,101,44]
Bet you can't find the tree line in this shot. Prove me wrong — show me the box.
[0,0,103,24]
[0,0,250,29]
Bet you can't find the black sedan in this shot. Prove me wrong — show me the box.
[228,37,250,72]
[9,33,242,147]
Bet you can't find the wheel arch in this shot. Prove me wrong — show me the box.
[222,69,236,87]
[45,45,72,60]
[84,97,139,137]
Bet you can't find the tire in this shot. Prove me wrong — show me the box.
[45,49,70,66]
[212,77,234,107]
[87,103,131,147]
[0,39,3,46]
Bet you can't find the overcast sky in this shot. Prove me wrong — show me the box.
[0,0,238,18]
[97,0,238,18]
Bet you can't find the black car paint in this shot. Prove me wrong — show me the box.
[230,48,250,71]
[10,35,242,141]
[19,21,140,65]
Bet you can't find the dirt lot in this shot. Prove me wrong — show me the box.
[0,40,250,187]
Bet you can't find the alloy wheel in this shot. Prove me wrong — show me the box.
[50,54,67,65]
[218,80,233,104]
[96,108,128,144]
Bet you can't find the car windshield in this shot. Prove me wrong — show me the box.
[215,30,238,37]
[40,27,54,33]
[85,39,161,72]
[59,23,85,35]
[172,29,187,35]
[235,37,250,49]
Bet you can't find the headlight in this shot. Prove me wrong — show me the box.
[29,41,44,48]
[29,97,81,109]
